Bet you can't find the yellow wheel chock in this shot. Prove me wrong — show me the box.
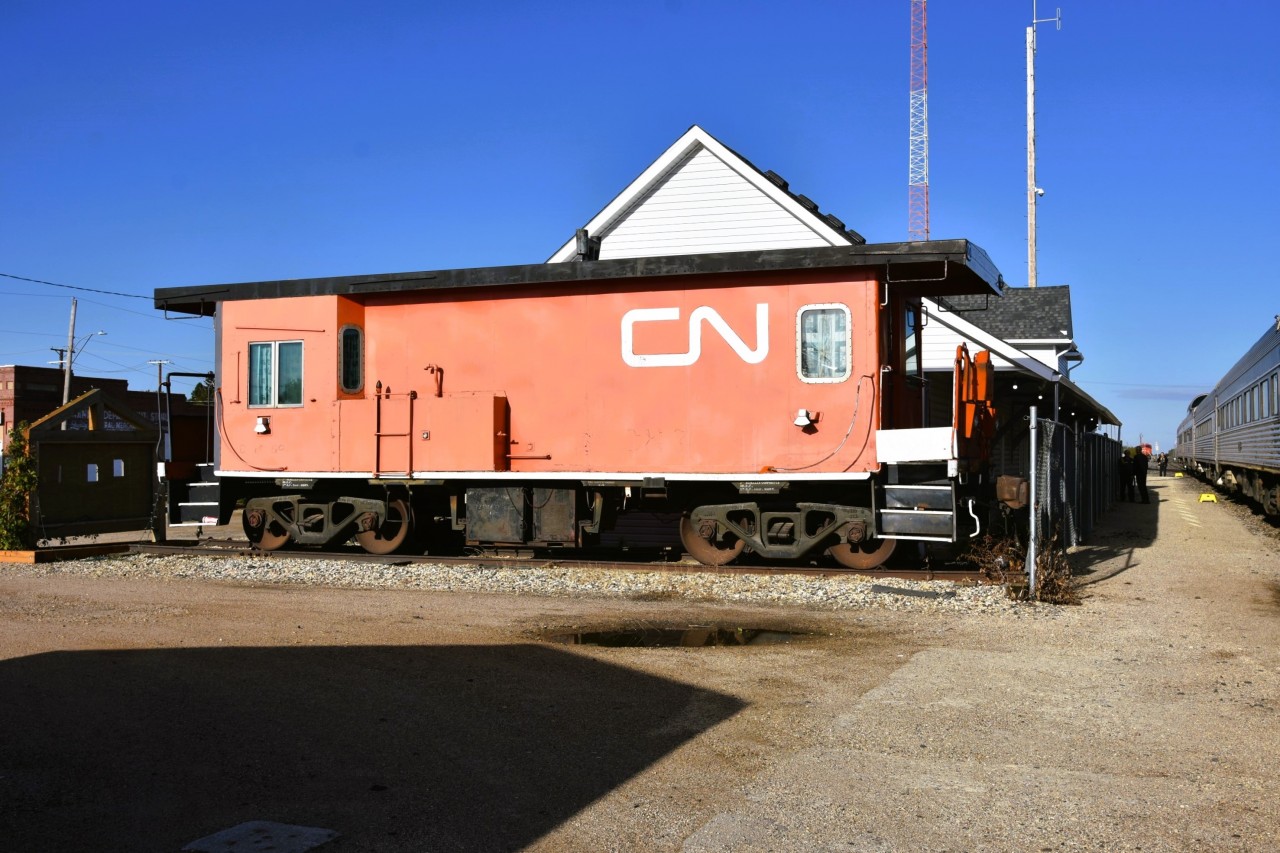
[1198,493,1217,503]
[1174,472,1184,477]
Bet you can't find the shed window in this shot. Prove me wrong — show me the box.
[113,458,125,477]
[797,304,851,383]
[86,463,99,483]
[340,326,363,394]
[249,341,303,407]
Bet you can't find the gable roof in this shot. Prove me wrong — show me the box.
[548,125,864,262]
[25,388,158,437]
[935,285,1073,342]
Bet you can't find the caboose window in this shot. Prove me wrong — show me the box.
[904,305,920,375]
[797,304,851,383]
[339,326,363,394]
[249,340,304,407]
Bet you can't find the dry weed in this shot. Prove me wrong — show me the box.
[966,531,1079,605]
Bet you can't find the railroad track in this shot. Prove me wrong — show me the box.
[132,540,987,583]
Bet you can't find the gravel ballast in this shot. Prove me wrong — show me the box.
[16,550,1052,617]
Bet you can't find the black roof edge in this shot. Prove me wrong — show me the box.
[155,240,1005,317]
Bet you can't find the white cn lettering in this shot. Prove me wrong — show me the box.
[621,304,769,367]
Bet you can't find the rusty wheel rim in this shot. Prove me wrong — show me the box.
[679,517,746,566]
[827,537,897,570]
[356,497,413,555]
[242,509,289,552]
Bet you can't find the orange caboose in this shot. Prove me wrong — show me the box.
[155,241,1003,568]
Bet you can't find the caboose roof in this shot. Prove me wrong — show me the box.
[154,240,1004,317]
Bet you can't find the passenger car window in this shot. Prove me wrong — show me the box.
[797,305,851,383]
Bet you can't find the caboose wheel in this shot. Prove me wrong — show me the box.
[357,496,413,555]
[679,517,746,566]
[827,537,897,570]
[242,508,289,551]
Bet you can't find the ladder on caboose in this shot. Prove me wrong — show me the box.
[372,382,417,478]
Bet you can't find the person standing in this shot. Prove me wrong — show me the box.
[1134,451,1150,503]
[1158,452,1169,477]
[1117,451,1131,501]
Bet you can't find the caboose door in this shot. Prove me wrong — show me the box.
[882,294,925,430]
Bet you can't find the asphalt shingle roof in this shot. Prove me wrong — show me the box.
[936,284,1073,341]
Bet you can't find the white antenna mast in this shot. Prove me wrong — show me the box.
[1027,2,1061,287]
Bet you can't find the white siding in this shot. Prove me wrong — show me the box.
[1021,346,1060,370]
[597,147,834,259]
[921,321,971,371]
[921,318,1017,372]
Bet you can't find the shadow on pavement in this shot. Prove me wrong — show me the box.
[0,643,745,852]
[1069,477,1169,581]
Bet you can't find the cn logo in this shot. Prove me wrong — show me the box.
[621,304,769,367]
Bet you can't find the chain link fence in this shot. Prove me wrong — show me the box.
[1027,409,1122,591]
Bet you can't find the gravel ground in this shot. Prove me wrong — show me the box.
[2,473,1278,852]
[12,550,1045,617]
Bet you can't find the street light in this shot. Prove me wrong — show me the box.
[70,330,107,368]
[60,330,107,406]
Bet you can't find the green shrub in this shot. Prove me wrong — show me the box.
[0,424,37,550]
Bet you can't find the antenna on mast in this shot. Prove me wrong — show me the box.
[908,0,929,241]
[1027,2,1062,287]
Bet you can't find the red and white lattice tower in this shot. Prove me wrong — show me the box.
[908,0,929,242]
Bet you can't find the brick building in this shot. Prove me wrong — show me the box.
[0,365,211,470]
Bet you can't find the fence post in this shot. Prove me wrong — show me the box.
[1028,405,1038,594]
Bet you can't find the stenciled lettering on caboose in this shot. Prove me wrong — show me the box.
[621,304,769,367]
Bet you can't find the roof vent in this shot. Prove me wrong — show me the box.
[823,212,846,231]
[795,194,818,212]
[764,170,789,190]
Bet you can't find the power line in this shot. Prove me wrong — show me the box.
[0,271,150,300]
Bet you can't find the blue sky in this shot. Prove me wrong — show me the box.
[2,1,1276,451]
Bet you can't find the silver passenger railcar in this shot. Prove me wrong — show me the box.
[1174,318,1280,515]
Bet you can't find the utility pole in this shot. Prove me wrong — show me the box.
[1027,3,1061,287]
[62,297,77,405]
[149,360,172,463]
